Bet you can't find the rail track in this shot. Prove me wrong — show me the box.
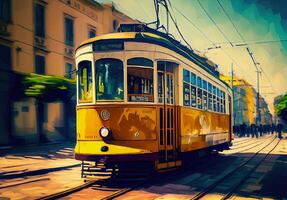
[33,136,275,200]
[227,135,273,152]
[189,136,280,200]
[36,175,146,200]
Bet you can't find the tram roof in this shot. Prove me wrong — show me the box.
[77,24,226,83]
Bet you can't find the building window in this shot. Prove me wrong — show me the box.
[34,3,45,37]
[0,44,11,70]
[35,55,45,74]
[65,15,74,46]
[0,0,11,23]
[88,27,96,38]
[65,63,73,79]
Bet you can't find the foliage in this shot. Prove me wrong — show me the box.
[275,93,287,121]
[14,73,76,102]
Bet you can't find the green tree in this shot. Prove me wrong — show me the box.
[275,93,287,122]
[13,73,76,142]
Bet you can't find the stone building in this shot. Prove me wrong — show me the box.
[0,0,137,145]
[220,74,272,126]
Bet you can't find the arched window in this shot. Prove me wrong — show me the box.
[127,57,154,102]
[127,57,153,67]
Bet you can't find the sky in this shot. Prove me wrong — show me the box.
[99,0,287,113]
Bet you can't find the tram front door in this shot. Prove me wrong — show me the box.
[157,61,179,169]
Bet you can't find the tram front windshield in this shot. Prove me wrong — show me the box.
[95,58,124,101]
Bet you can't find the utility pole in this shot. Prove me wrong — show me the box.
[256,69,261,125]
[246,47,261,126]
[231,63,235,125]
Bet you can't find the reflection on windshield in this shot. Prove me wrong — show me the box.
[96,58,124,101]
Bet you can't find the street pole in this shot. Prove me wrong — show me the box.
[246,47,261,126]
[256,70,261,125]
[231,63,235,125]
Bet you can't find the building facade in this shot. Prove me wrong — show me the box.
[220,74,272,126]
[0,0,137,145]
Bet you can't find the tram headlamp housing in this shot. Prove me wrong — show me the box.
[99,127,111,139]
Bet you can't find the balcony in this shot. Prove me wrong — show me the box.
[64,45,74,58]
[0,20,11,37]
[34,35,46,50]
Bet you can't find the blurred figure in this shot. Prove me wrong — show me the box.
[259,124,263,137]
[250,124,257,138]
[271,124,276,134]
[240,123,247,137]
[277,123,283,139]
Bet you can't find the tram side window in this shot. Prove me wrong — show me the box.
[213,85,217,111]
[217,88,220,112]
[219,90,222,113]
[183,69,190,106]
[197,77,203,109]
[96,58,124,101]
[223,92,226,113]
[127,57,154,102]
[191,72,197,108]
[78,61,93,103]
[208,82,213,111]
[203,80,207,110]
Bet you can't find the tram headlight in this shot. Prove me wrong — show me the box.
[99,127,111,138]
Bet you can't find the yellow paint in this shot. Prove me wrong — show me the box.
[74,140,156,155]
[78,32,169,48]
[77,105,157,141]
[180,107,230,152]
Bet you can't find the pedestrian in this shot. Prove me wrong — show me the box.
[277,123,283,139]
[259,124,263,137]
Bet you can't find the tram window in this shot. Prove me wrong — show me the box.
[166,74,174,104]
[208,82,212,93]
[203,90,208,110]
[183,82,190,106]
[158,72,163,103]
[78,61,93,103]
[197,88,203,109]
[213,94,217,111]
[203,80,207,90]
[191,86,197,107]
[197,77,202,88]
[191,72,196,85]
[128,67,154,102]
[95,58,124,101]
[217,88,220,112]
[127,57,153,67]
[208,92,213,110]
[183,69,190,83]
[223,92,226,113]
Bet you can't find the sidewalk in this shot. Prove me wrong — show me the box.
[0,142,84,199]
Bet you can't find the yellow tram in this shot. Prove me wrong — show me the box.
[74,24,233,177]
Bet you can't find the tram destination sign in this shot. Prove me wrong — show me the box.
[93,41,124,52]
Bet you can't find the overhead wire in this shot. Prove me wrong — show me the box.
[197,0,233,46]
[180,0,253,81]
[216,0,276,93]
[156,0,192,49]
